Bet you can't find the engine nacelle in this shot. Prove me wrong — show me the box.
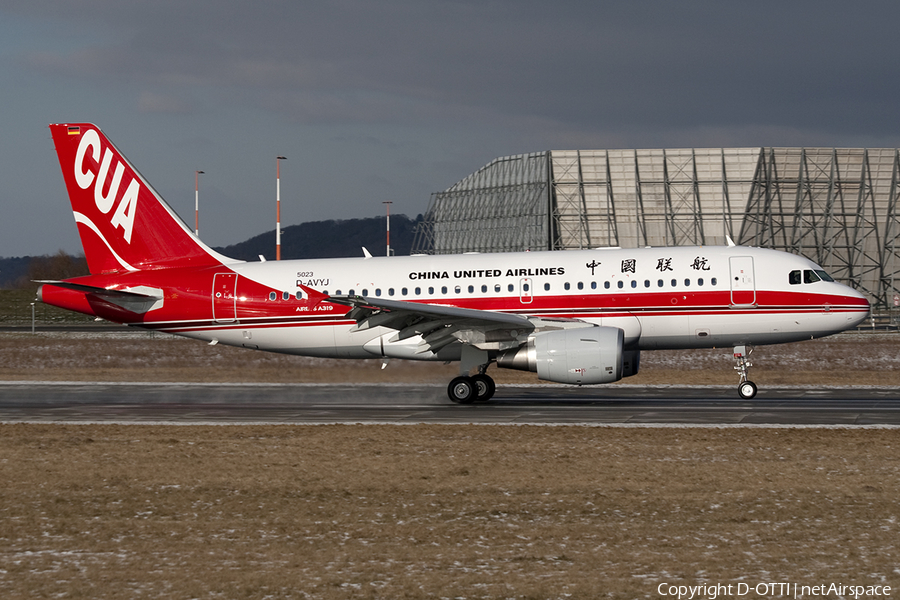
[496,326,624,385]
[622,350,640,378]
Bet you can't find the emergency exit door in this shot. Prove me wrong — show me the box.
[519,278,533,304]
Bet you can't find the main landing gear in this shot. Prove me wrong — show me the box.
[447,372,496,404]
[448,345,496,404]
[733,345,758,399]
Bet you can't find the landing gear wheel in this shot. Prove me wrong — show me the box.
[732,346,758,400]
[738,380,758,399]
[471,374,496,402]
[448,376,476,404]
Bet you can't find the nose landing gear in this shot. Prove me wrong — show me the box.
[734,345,758,399]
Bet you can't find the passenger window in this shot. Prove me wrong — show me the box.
[789,270,802,285]
[388,288,395,296]
[282,291,290,300]
[441,286,448,294]
[544,283,550,291]
[684,278,690,287]
[604,281,610,289]
[375,289,382,297]
[494,284,501,293]
[467,285,474,293]
[428,287,434,294]
[508,284,514,292]
[295,291,303,300]
[644,280,650,288]
[671,279,677,287]
[617,281,624,289]
[481,285,487,293]
[523,283,530,292]
[348,289,355,296]
[269,291,277,301]
[577,282,584,290]
[591,282,597,290]
[564,282,571,291]
[455,286,461,294]
[402,288,408,296]
[631,280,637,288]
[333,290,341,297]
[415,287,421,295]
[658,279,664,287]
[362,289,369,296]
[711,278,717,286]
[698,278,704,286]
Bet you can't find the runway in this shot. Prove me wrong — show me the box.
[1,382,898,425]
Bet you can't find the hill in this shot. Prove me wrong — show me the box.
[213,214,422,261]
[0,253,89,290]
[1,215,422,289]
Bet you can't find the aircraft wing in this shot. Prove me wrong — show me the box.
[303,285,594,355]
[311,289,534,354]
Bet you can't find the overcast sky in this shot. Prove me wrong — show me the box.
[1,0,899,258]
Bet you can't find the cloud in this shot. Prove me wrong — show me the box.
[4,0,900,258]
[137,91,192,114]
[12,0,900,142]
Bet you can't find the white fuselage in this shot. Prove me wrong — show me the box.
[166,245,870,361]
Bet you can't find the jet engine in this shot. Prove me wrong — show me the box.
[496,326,628,385]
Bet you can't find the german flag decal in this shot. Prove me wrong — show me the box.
[67,126,81,135]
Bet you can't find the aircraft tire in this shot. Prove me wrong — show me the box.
[471,374,496,402]
[738,380,758,399]
[448,376,476,404]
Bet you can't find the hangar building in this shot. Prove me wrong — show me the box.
[412,148,900,309]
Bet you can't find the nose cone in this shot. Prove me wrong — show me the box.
[841,285,871,329]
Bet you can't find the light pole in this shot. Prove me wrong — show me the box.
[276,156,286,260]
[194,170,204,236]
[382,201,393,257]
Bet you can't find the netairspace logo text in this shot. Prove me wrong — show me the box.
[657,582,892,600]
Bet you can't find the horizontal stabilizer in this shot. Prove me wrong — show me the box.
[36,280,164,314]
[34,280,160,299]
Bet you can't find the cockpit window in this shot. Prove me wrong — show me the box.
[791,268,836,285]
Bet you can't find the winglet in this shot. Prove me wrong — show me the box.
[725,234,736,247]
[297,283,330,307]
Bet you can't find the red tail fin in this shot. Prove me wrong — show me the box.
[49,123,233,274]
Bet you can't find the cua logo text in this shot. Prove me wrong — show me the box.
[74,129,138,244]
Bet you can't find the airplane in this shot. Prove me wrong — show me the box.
[37,123,871,403]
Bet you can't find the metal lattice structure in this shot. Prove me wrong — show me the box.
[412,153,551,254]
[412,147,900,308]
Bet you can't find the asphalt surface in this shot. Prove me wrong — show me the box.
[0,382,898,425]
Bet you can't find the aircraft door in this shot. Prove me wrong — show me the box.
[729,256,756,306]
[519,278,533,304]
[213,273,238,323]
